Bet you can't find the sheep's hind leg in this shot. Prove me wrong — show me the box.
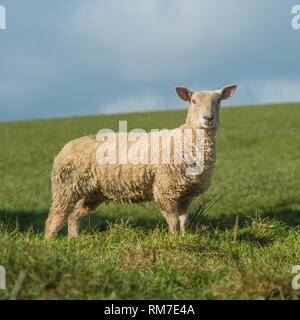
[44,196,77,240]
[68,198,103,240]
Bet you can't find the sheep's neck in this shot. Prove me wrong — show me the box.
[180,124,217,169]
[201,127,217,168]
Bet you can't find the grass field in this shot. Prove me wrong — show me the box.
[0,103,299,300]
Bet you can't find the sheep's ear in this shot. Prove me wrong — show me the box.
[217,84,237,100]
[175,87,192,102]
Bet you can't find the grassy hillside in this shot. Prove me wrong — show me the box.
[0,103,299,299]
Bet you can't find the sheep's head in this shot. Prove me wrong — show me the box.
[175,85,237,130]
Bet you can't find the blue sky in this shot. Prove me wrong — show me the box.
[0,0,300,122]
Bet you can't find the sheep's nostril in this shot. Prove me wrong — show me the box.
[204,116,214,121]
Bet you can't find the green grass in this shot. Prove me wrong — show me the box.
[0,102,299,299]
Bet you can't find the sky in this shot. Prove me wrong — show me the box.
[0,0,300,122]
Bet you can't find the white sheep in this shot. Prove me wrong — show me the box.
[44,85,237,239]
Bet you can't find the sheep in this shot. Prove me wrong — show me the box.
[44,84,237,240]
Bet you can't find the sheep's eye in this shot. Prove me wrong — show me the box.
[192,99,196,104]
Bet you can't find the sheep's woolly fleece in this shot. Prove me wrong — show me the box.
[51,125,216,207]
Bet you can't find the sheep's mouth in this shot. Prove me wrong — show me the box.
[201,124,217,130]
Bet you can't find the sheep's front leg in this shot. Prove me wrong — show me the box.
[178,197,192,235]
[154,193,180,234]
[161,210,180,234]
[178,214,189,235]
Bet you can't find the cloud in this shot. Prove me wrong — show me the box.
[0,1,299,122]
[254,78,300,104]
[100,94,182,114]
[64,0,273,80]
